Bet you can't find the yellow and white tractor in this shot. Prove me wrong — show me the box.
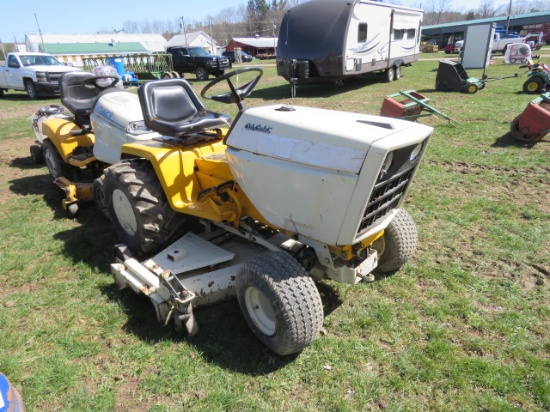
[31,67,432,355]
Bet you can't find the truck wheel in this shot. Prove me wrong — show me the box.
[385,67,395,82]
[195,67,209,81]
[103,159,187,256]
[373,209,418,273]
[42,139,79,180]
[25,80,38,100]
[523,77,544,94]
[236,252,324,356]
[30,144,44,164]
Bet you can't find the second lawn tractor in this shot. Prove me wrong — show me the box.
[521,61,550,94]
[32,66,433,355]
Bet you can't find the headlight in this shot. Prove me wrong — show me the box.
[409,143,423,161]
[36,71,47,82]
[380,152,393,177]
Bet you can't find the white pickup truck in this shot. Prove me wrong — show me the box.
[493,32,526,54]
[0,52,80,99]
[454,32,526,56]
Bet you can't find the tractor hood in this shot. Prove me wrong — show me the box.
[226,104,430,174]
[225,105,433,245]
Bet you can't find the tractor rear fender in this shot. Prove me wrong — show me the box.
[41,117,94,162]
[118,140,263,223]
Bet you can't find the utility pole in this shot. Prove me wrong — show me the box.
[180,16,188,45]
[505,0,512,36]
[34,11,46,52]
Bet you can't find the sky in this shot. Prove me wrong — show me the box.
[1,0,514,43]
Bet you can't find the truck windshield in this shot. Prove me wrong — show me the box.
[189,48,211,57]
[21,55,63,67]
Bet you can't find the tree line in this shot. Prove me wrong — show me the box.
[114,0,550,44]
[2,0,550,58]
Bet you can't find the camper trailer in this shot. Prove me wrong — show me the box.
[276,0,423,90]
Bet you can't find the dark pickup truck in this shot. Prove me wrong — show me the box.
[166,46,230,80]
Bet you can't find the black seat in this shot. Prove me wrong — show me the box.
[138,78,230,138]
[59,71,99,127]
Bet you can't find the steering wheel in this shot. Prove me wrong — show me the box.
[81,75,120,89]
[200,67,263,108]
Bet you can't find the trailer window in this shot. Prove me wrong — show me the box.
[358,23,368,43]
[394,29,404,40]
[406,29,416,39]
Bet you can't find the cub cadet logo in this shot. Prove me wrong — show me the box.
[245,123,272,134]
[95,105,113,120]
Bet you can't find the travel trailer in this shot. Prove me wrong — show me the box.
[276,0,423,92]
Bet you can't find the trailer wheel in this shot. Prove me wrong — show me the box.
[373,209,418,273]
[42,139,80,180]
[523,77,544,94]
[103,159,187,256]
[162,72,174,79]
[510,115,545,143]
[236,252,324,356]
[385,67,395,82]
[394,65,402,80]
[195,67,209,81]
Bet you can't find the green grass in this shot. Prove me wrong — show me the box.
[0,55,549,411]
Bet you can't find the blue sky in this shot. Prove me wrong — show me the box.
[1,0,513,42]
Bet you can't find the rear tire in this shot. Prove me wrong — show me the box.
[523,77,544,94]
[373,209,418,273]
[236,252,324,355]
[103,159,187,256]
[42,139,80,180]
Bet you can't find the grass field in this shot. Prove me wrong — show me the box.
[0,52,549,411]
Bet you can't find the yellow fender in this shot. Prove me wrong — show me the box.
[41,118,95,167]
[120,140,265,225]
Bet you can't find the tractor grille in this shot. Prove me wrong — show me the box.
[357,145,423,236]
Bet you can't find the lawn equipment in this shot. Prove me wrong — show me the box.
[435,59,485,94]
[510,92,550,144]
[504,43,532,65]
[520,61,550,94]
[380,90,457,124]
[32,66,433,355]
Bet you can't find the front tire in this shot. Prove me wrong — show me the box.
[30,144,44,164]
[236,252,324,356]
[25,80,38,100]
[103,159,187,256]
[195,67,209,81]
[373,209,418,273]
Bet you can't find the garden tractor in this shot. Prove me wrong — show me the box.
[520,61,550,94]
[32,67,433,355]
